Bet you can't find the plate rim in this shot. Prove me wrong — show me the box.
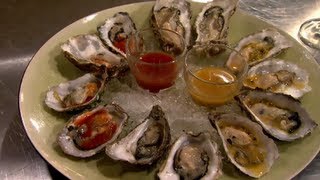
[18,2,154,179]
[18,1,320,179]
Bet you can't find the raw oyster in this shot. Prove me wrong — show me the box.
[57,104,128,158]
[243,59,311,99]
[151,0,191,54]
[45,73,106,112]
[105,105,171,165]
[157,132,222,180]
[194,0,238,45]
[209,113,279,178]
[61,34,129,76]
[237,90,317,141]
[98,12,137,58]
[227,29,292,66]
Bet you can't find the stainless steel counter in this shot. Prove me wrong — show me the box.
[0,0,319,179]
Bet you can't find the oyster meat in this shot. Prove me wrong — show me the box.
[194,0,238,45]
[105,105,171,165]
[237,90,317,141]
[45,73,106,112]
[243,59,311,99]
[151,0,191,54]
[98,12,137,58]
[209,113,279,178]
[157,132,222,180]
[61,34,128,76]
[227,29,292,66]
[57,104,128,158]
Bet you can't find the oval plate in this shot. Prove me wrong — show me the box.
[19,1,320,179]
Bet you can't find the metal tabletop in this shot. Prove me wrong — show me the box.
[1,0,319,179]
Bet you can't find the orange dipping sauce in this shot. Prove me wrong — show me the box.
[187,67,239,105]
[132,52,178,93]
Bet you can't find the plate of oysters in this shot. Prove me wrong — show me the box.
[19,0,320,179]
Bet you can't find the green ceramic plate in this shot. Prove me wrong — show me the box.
[19,1,320,179]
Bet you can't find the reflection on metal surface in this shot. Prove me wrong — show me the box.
[238,0,319,35]
[299,18,320,50]
[0,55,32,66]
[82,13,98,24]
[286,6,320,48]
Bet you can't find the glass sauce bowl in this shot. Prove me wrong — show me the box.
[184,44,248,106]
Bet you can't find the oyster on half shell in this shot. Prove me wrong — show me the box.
[98,12,137,58]
[151,0,191,54]
[209,113,279,178]
[61,34,129,77]
[157,132,222,180]
[243,59,311,99]
[227,29,291,67]
[194,0,238,45]
[105,105,171,165]
[57,104,128,158]
[237,90,317,141]
[45,73,106,112]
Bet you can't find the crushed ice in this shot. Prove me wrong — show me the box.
[101,74,221,141]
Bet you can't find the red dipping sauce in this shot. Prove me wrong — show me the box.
[113,39,126,53]
[132,52,178,93]
[73,110,118,150]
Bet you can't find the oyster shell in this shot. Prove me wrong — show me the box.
[227,29,292,66]
[194,0,238,45]
[157,132,222,180]
[57,104,128,158]
[209,113,279,178]
[98,12,137,58]
[61,34,129,76]
[151,0,191,54]
[105,105,171,165]
[237,90,318,141]
[45,73,106,112]
[243,59,311,99]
